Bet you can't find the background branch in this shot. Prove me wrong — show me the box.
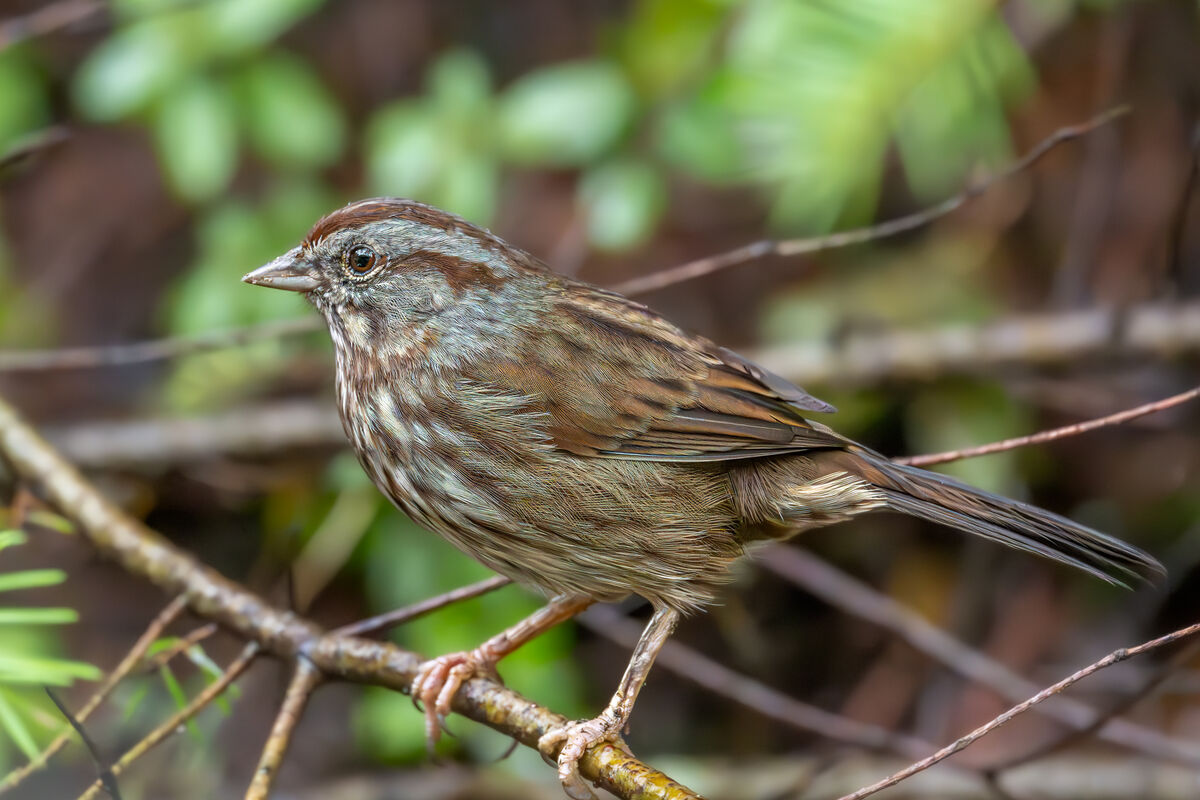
[837,620,1200,800]
[758,546,1200,766]
[31,303,1200,471]
[612,107,1128,297]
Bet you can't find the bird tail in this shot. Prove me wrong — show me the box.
[825,449,1164,588]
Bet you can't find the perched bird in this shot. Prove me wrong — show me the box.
[244,198,1161,799]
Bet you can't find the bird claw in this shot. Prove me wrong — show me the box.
[410,651,494,754]
[538,712,630,800]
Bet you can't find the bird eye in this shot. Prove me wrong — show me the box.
[346,245,381,275]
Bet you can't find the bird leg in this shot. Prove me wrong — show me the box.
[539,606,679,800]
[412,593,593,751]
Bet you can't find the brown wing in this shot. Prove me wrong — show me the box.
[464,283,843,462]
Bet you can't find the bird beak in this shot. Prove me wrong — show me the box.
[242,248,320,292]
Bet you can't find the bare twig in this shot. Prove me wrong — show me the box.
[45,400,344,468]
[0,127,70,171]
[335,575,512,638]
[612,107,1129,297]
[0,395,700,800]
[898,385,1200,467]
[139,623,220,673]
[578,604,937,761]
[0,0,102,49]
[760,546,1200,766]
[245,659,323,800]
[836,619,1200,800]
[754,300,1200,387]
[44,688,121,800]
[75,643,260,800]
[0,595,188,795]
[1166,122,1200,291]
[0,317,321,373]
[988,637,1200,773]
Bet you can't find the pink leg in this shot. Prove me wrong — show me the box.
[538,606,679,800]
[411,594,593,751]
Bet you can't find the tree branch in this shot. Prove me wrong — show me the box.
[0,394,701,800]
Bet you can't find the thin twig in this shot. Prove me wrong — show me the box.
[0,0,102,49]
[759,546,1200,766]
[612,107,1130,297]
[836,620,1200,800]
[0,317,321,372]
[0,595,189,795]
[988,637,1200,773]
[139,623,220,673]
[335,576,512,638]
[0,127,70,171]
[44,688,121,800]
[245,659,322,800]
[898,385,1200,467]
[578,605,937,761]
[1166,122,1200,291]
[75,643,261,800]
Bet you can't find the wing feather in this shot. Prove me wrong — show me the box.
[462,282,841,461]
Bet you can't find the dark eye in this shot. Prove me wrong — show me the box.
[346,245,381,275]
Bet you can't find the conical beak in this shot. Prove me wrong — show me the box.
[242,248,320,292]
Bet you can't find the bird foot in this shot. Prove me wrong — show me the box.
[538,711,631,800]
[411,650,498,754]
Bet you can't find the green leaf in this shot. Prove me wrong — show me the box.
[579,159,667,251]
[153,76,239,202]
[0,570,66,593]
[235,53,346,169]
[73,21,191,120]
[618,0,729,97]
[121,681,150,721]
[439,154,498,225]
[185,644,236,715]
[24,511,75,534]
[498,60,636,166]
[0,531,27,552]
[159,665,200,739]
[0,654,100,685]
[427,48,492,118]
[656,87,747,182]
[204,0,326,57]
[0,608,77,626]
[0,51,50,154]
[365,102,444,198]
[0,689,39,761]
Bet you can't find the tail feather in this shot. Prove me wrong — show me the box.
[852,452,1163,588]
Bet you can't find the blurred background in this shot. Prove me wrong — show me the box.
[0,0,1199,798]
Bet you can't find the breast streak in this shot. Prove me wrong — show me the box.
[352,371,744,612]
